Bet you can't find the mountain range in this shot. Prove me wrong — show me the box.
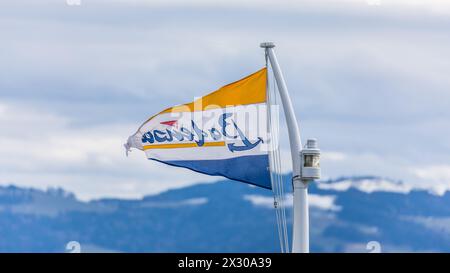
[0,176,449,252]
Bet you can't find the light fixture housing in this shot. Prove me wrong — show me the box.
[300,138,321,180]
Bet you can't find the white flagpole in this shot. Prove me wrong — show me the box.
[260,42,309,253]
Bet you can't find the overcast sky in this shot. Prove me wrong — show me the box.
[1,0,450,200]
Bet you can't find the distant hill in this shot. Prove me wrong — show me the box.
[0,176,449,252]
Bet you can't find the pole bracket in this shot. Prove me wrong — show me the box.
[260,42,275,48]
[292,176,308,189]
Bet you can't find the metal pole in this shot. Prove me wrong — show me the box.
[260,42,309,253]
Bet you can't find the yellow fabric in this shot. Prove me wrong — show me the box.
[143,141,225,150]
[162,67,267,113]
[137,67,267,131]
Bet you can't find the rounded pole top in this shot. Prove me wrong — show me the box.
[260,42,275,48]
[306,138,318,149]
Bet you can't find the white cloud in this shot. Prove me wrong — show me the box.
[411,165,450,196]
[309,194,341,211]
[244,193,341,211]
[140,197,208,208]
[322,152,347,162]
[243,195,277,209]
[1,0,450,200]
[412,165,450,182]
[403,216,450,235]
[0,101,218,201]
[317,178,413,194]
[104,0,450,14]
[317,175,450,196]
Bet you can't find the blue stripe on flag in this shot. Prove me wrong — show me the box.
[149,155,271,189]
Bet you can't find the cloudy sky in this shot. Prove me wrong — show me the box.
[1,0,450,200]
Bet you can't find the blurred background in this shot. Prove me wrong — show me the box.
[0,0,449,252]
